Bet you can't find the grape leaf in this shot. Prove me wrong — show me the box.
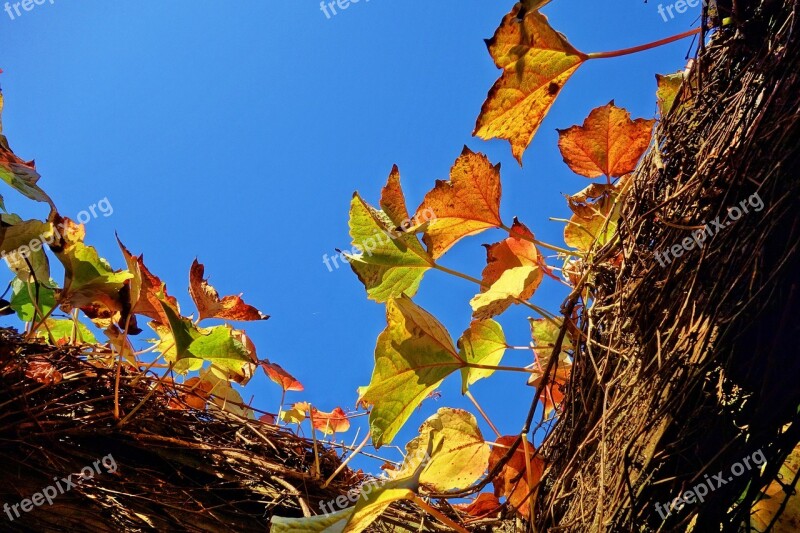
[36,318,98,345]
[458,319,506,393]
[311,406,350,435]
[346,171,433,302]
[189,259,268,322]
[474,6,587,163]
[9,279,55,322]
[557,101,655,178]
[470,219,544,319]
[397,408,490,492]
[414,148,503,259]
[488,435,545,519]
[359,297,462,447]
[262,361,304,392]
[563,182,625,253]
[0,92,55,210]
[656,71,685,117]
[117,236,180,324]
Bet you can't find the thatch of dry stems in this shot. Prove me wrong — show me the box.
[0,328,365,532]
[535,0,800,531]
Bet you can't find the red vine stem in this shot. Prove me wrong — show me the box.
[587,27,702,60]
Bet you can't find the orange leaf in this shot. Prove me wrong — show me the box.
[488,436,544,519]
[557,101,655,178]
[189,260,269,322]
[414,148,503,259]
[180,376,214,410]
[455,492,502,519]
[310,406,350,435]
[262,362,304,392]
[471,219,545,318]
[117,236,180,325]
[474,6,587,163]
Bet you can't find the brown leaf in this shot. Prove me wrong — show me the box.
[24,360,63,385]
[117,237,180,325]
[557,101,655,178]
[455,492,502,519]
[189,260,269,322]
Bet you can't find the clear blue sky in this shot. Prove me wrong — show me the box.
[0,1,699,467]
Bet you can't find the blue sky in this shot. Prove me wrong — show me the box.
[0,1,699,468]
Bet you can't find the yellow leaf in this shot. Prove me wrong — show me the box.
[751,445,800,532]
[474,6,587,163]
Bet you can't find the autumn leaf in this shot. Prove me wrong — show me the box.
[414,148,503,259]
[528,318,573,416]
[189,259,268,322]
[458,319,506,393]
[311,406,351,435]
[489,435,545,519]
[117,236,180,324]
[557,102,655,178]
[470,219,544,319]
[474,6,587,163]
[0,92,55,210]
[455,493,502,519]
[24,360,62,385]
[346,168,433,302]
[280,403,307,424]
[159,302,253,376]
[751,445,800,532]
[360,297,462,447]
[656,71,685,117]
[9,279,55,322]
[272,507,352,533]
[397,408,490,492]
[180,376,215,410]
[262,361,304,392]
[0,214,52,284]
[563,182,625,253]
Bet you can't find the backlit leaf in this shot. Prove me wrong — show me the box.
[470,219,544,319]
[9,279,55,322]
[118,237,180,324]
[455,492,502,519]
[474,6,587,163]
[414,148,503,259]
[398,408,490,492]
[262,361,304,392]
[488,435,544,519]
[459,319,506,393]
[751,445,800,532]
[346,171,433,301]
[527,318,573,416]
[360,297,462,447]
[311,406,351,435]
[280,403,307,424]
[36,318,98,345]
[189,259,268,322]
[563,184,623,253]
[656,71,685,117]
[557,102,655,178]
[271,507,351,533]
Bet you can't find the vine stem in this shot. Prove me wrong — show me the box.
[322,431,371,488]
[465,390,501,439]
[587,27,701,60]
[431,263,558,323]
[411,495,470,533]
[499,223,578,257]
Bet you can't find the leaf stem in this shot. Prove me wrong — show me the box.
[465,390,501,438]
[587,27,701,60]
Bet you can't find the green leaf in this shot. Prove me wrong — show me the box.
[346,193,432,302]
[397,408,490,492]
[458,320,506,393]
[272,508,351,533]
[9,279,56,322]
[360,297,462,447]
[528,317,573,386]
[160,302,252,373]
[36,318,98,345]
[656,71,685,117]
